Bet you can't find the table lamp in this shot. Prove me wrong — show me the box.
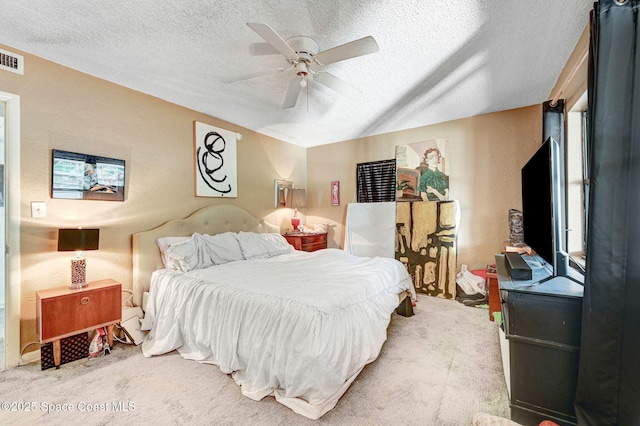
[58,228,100,289]
[289,189,307,232]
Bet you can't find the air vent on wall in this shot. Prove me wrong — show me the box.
[0,48,24,75]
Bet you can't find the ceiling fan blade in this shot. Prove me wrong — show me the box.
[315,72,362,100]
[247,22,298,62]
[314,36,379,65]
[282,79,301,109]
[221,67,285,83]
[249,42,279,56]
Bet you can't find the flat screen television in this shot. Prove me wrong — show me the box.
[51,149,125,201]
[521,137,569,277]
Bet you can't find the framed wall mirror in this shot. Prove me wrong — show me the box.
[274,180,293,208]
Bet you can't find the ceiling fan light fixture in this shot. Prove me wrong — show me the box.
[295,61,308,87]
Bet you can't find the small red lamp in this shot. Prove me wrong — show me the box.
[288,188,307,232]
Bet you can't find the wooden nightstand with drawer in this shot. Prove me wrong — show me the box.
[283,232,328,252]
[36,279,122,368]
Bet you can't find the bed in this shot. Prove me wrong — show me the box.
[133,205,415,419]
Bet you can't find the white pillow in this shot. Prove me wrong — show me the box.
[236,232,294,260]
[164,232,244,272]
[202,232,244,263]
[156,236,190,269]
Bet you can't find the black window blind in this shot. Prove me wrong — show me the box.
[356,159,396,203]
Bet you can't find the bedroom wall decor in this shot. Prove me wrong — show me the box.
[51,149,125,201]
[331,180,340,206]
[193,121,237,197]
[395,200,458,299]
[395,138,450,202]
[274,179,293,208]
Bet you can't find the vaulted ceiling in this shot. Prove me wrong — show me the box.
[0,1,592,147]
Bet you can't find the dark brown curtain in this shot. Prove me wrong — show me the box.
[575,1,640,424]
[355,159,395,203]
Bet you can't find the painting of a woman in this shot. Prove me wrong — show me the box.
[417,147,449,201]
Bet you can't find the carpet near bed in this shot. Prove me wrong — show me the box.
[0,296,510,425]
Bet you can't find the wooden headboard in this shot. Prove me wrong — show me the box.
[132,204,279,307]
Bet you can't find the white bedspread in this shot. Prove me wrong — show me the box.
[141,248,414,419]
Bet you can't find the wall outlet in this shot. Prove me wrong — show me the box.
[31,201,46,218]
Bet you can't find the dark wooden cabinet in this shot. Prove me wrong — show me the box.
[37,279,121,368]
[496,254,584,426]
[283,232,327,252]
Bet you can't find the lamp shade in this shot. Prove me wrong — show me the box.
[58,228,100,251]
[289,189,307,209]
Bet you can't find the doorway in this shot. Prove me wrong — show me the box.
[0,100,5,370]
[0,90,20,370]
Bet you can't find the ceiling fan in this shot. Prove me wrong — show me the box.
[222,22,379,109]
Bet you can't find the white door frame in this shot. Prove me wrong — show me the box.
[0,90,21,368]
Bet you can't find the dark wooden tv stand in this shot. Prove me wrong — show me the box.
[496,254,584,426]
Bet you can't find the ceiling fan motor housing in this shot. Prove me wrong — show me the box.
[286,36,319,64]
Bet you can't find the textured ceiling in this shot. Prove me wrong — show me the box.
[0,1,592,147]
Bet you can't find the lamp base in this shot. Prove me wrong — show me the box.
[69,282,88,290]
[291,216,301,232]
[70,258,88,290]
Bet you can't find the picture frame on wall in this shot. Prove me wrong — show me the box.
[274,179,293,208]
[193,121,237,198]
[331,181,340,206]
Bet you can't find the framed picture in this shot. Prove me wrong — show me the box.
[331,181,340,206]
[274,179,293,208]
[51,149,125,201]
[194,121,237,197]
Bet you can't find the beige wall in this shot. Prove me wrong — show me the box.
[308,107,542,270]
[0,45,306,351]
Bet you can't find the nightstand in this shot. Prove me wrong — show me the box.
[283,232,328,252]
[36,279,122,368]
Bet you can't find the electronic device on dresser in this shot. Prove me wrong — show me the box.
[504,252,532,280]
[520,136,573,282]
[495,137,587,425]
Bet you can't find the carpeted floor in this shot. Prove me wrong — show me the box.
[0,296,511,425]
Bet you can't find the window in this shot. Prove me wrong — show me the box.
[356,159,396,203]
[566,91,588,267]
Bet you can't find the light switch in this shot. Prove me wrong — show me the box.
[31,201,46,218]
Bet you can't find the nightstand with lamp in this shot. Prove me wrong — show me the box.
[36,228,121,369]
[283,189,329,252]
